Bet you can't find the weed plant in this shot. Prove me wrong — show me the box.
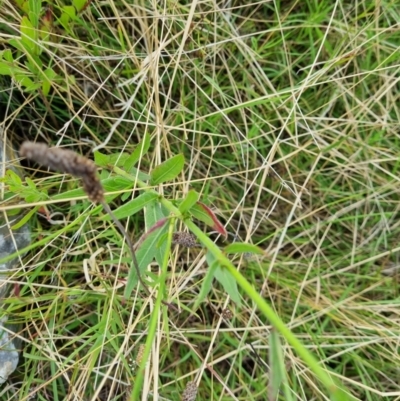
[0,1,400,400]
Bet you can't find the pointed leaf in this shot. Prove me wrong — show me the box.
[124,133,151,171]
[3,49,13,63]
[102,192,158,221]
[11,206,39,230]
[194,251,219,309]
[0,61,12,76]
[42,68,56,96]
[28,0,41,28]
[190,202,227,237]
[178,189,200,214]
[93,150,109,167]
[269,330,295,401]
[20,16,37,55]
[224,242,264,255]
[73,0,87,12]
[214,265,241,305]
[15,74,39,91]
[150,154,184,185]
[123,216,168,299]
[144,202,170,267]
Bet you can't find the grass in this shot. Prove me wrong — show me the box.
[1,0,400,400]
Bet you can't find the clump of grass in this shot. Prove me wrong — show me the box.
[19,141,151,299]
[0,0,399,400]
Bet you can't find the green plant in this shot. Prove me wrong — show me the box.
[4,135,354,400]
[0,1,90,94]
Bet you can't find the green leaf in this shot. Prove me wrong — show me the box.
[150,154,184,185]
[3,49,13,63]
[269,330,295,401]
[107,152,130,167]
[0,61,12,76]
[178,189,200,214]
[28,0,41,28]
[214,265,241,305]
[20,16,37,55]
[41,68,56,96]
[189,202,227,237]
[224,242,264,255]
[112,165,150,182]
[189,203,214,226]
[102,192,158,221]
[102,176,134,192]
[124,133,151,171]
[6,169,22,187]
[93,151,109,167]
[25,177,37,190]
[8,38,25,52]
[144,201,170,267]
[11,206,39,230]
[123,213,168,299]
[59,6,76,27]
[15,74,40,91]
[194,251,219,309]
[73,0,87,12]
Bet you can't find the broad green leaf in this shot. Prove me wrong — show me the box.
[144,201,170,267]
[93,151,109,167]
[214,265,241,305]
[194,251,219,309]
[73,0,87,12]
[8,38,25,52]
[25,191,47,203]
[3,49,13,63]
[0,62,12,76]
[124,133,151,171]
[150,154,184,185]
[6,169,22,187]
[107,152,130,167]
[59,6,76,27]
[102,192,158,221]
[102,176,134,192]
[15,74,40,91]
[178,189,200,214]
[42,80,51,96]
[112,165,150,182]
[20,16,37,55]
[189,202,227,237]
[43,67,56,81]
[24,177,37,191]
[269,330,295,401]
[42,68,56,96]
[188,203,214,227]
[62,5,76,18]
[25,54,43,75]
[224,242,264,255]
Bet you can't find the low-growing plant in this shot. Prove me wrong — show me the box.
[0,136,356,401]
[0,1,90,94]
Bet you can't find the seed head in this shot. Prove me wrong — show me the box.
[172,232,198,248]
[20,141,104,203]
[182,381,198,401]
